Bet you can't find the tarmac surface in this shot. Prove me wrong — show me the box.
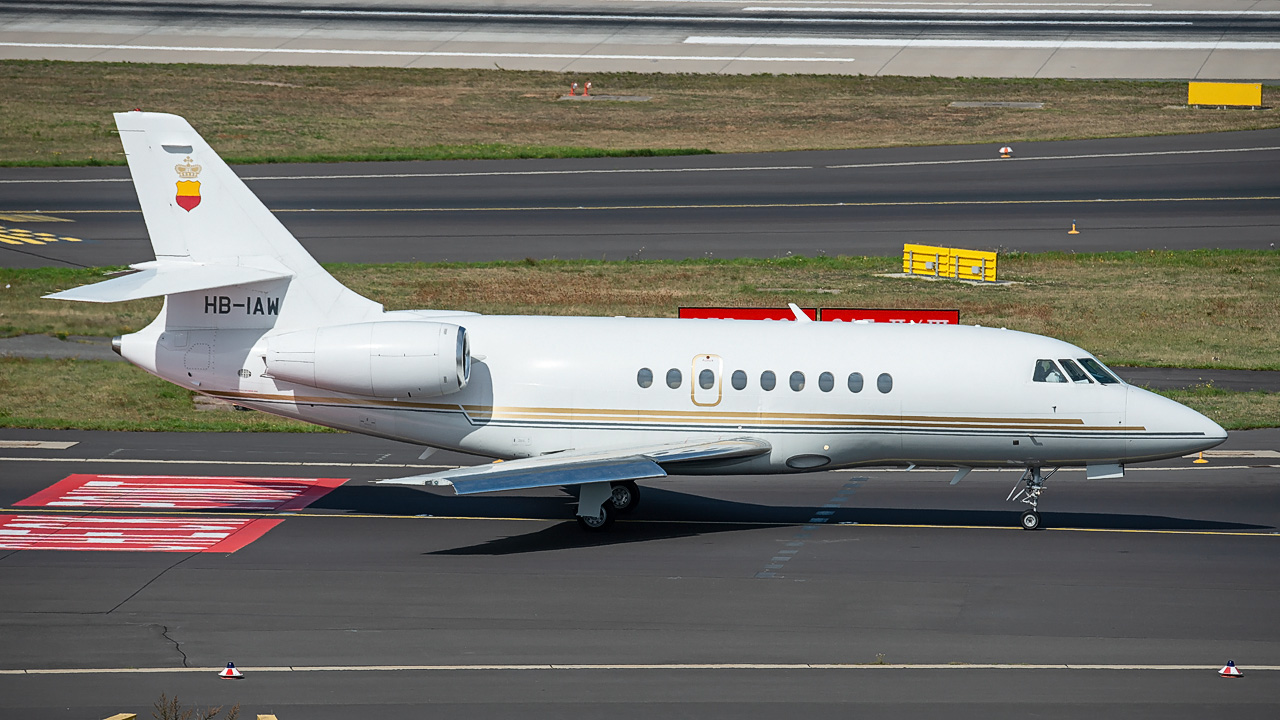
[1,0,1278,78]
[0,427,1277,718]
[2,130,1279,268]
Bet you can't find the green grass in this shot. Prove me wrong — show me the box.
[0,61,1276,166]
[1152,385,1280,431]
[0,357,328,432]
[10,249,1277,370]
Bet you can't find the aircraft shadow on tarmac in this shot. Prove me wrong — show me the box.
[308,485,1270,555]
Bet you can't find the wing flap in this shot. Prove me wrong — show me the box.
[377,437,771,495]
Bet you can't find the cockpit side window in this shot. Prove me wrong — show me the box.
[1058,359,1092,384]
[1078,357,1121,385]
[1033,359,1067,383]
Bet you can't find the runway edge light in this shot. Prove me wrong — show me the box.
[999,145,1013,158]
[219,661,244,679]
[1219,660,1243,678]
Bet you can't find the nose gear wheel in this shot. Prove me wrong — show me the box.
[1007,467,1056,531]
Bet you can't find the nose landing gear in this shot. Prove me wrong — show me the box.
[1007,467,1056,530]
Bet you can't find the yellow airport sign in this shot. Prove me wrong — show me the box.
[1188,82,1262,108]
[903,243,997,283]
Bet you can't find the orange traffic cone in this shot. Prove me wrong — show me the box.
[1219,660,1243,678]
[219,662,244,679]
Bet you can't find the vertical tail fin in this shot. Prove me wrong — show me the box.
[48,111,380,330]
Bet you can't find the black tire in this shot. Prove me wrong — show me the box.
[1020,510,1041,531]
[576,503,613,531]
[610,481,640,514]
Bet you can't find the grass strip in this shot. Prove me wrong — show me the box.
[0,357,327,432]
[0,61,1276,166]
[1,358,1271,432]
[6,249,1279,371]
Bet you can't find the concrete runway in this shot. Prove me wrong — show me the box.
[3,129,1279,268]
[1,427,1277,717]
[1,0,1278,79]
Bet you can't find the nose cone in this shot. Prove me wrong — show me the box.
[1126,385,1227,461]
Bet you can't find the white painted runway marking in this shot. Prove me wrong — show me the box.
[744,6,1280,14]
[825,145,1280,169]
[2,662,1276,675]
[0,441,77,450]
[0,166,811,185]
[306,8,1191,25]
[610,0,1155,5]
[687,35,1280,49]
[0,42,855,63]
[3,145,1276,188]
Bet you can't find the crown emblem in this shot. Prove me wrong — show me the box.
[175,157,202,179]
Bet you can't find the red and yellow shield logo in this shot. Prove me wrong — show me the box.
[175,157,203,212]
[176,180,201,211]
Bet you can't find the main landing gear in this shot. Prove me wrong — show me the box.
[1007,467,1057,531]
[575,480,641,531]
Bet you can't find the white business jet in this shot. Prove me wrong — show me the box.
[50,112,1226,531]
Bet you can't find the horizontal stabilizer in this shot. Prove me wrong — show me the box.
[377,437,771,494]
[44,260,293,303]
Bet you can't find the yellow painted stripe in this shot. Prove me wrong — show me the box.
[12,195,1280,216]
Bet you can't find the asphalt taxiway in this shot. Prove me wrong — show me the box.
[2,130,1279,268]
[1,428,1277,718]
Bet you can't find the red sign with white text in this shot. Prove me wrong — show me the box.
[16,474,347,511]
[678,307,818,321]
[819,308,959,324]
[0,514,282,552]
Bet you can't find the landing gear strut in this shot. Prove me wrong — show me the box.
[1007,467,1056,531]
[576,481,616,531]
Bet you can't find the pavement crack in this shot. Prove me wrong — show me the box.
[106,551,198,615]
[161,624,189,668]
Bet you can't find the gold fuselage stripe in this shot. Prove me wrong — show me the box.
[207,390,1144,432]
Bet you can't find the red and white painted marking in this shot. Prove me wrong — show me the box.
[0,514,282,552]
[16,474,347,511]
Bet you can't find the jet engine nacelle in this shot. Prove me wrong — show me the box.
[265,321,469,398]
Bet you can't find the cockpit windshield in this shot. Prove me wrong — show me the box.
[1058,359,1092,384]
[1078,357,1122,384]
[1032,359,1067,383]
[1033,357,1122,385]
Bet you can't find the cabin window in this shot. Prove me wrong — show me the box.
[1058,359,1092,384]
[848,372,864,393]
[760,370,777,391]
[818,372,834,392]
[877,373,893,393]
[731,370,747,390]
[666,368,682,389]
[1033,359,1067,383]
[1079,357,1121,385]
[790,371,806,392]
[637,368,653,388]
[699,368,716,390]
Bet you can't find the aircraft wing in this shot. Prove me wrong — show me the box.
[377,437,771,495]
